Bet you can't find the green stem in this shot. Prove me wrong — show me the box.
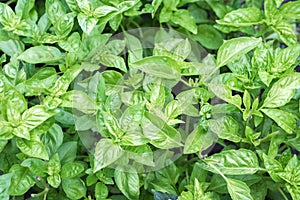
[278,186,289,200]
[6,0,16,5]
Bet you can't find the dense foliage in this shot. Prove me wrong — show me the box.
[0,0,299,199]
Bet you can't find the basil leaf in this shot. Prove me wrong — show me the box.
[8,164,35,196]
[217,37,262,67]
[209,116,241,143]
[227,178,254,200]
[16,138,49,160]
[57,141,77,165]
[18,46,64,64]
[132,56,181,80]
[21,158,48,177]
[142,112,182,149]
[272,20,298,46]
[62,178,87,200]
[261,109,297,134]
[95,182,109,200]
[217,7,263,27]
[193,25,223,50]
[0,173,12,200]
[204,149,261,175]
[279,1,300,20]
[171,9,197,34]
[61,162,85,179]
[93,139,123,172]
[184,125,215,154]
[263,73,300,108]
[41,124,63,156]
[114,165,140,200]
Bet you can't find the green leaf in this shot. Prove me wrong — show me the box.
[114,165,140,200]
[45,0,66,23]
[0,173,12,200]
[272,20,297,46]
[142,112,182,149]
[272,45,300,73]
[62,178,87,200]
[184,125,215,154]
[193,25,223,50]
[95,182,109,200]
[217,37,262,67]
[60,90,97,114]
[21,105,58,131]
[78,13,98,35]
[125,32,143,63]
[21,158,48,177]
[8,164,35,196]
[0,39,24,56]
[217,7,263,27]
[47,173,61,188]
[209,83,242,109]
[18,46,64,64]
[57,141,77,165]
[286,184,300,200]
[171,9,197,34]
[280,1,300,20]
[61,162,85,179]
[227,178,254,200]
[54,13,75,37]
[41,123,63,156]
[132,56,181,80]
[15,0,35,20]
[97,54,127,72]
[93,139,123,172]
[17,67,57,95]
[204,149,261,175]
[263,73,300,108]
[209,116,241,143]
[16,138,49,160]
[263,108,296,134]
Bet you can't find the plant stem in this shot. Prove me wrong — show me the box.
[278,186,289,200]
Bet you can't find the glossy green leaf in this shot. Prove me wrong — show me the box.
[61,162,85,179]
[54,13,75,37]
[272,45,300,73]
[60,90,97,114]
[184,125,215,154]
[47,173,61,188]
[193,25,223,50]
[171,9,197,34]
[142,112,182,149]
[62,178,87,199]
[21,105,58,131]
[204,149,261,175]
[209,116,241,142]
[16,138,49,160]
[115,165,140,200]
[227,178,254,200]
[217,7,263,27]
[41,124,63,156]
[93,139,123,172]
[132,56,181,80]
[18,46,64,64]
[217,37,262,67]
[57,141,77,165]
[262,108,296,134]
[0,173,12,200]
[8,164,35,196]
[263,73,300,108]
[21,158,48,177]
[272,20,298,46]
[95,182,109,200]
[280,1,300,20]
